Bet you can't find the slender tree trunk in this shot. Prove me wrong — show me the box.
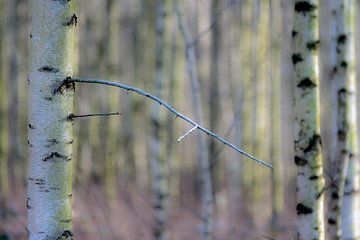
[6,0,20,184]
[293,1,325,239]
[338,0,360,238]
[208,0,221,194]
[176,2,213,239]
[150,0,169,239]
[0,0,9,211]
[28,0,76,239]
[269,0,284,226]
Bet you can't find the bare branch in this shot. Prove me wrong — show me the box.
[67,112,121,120]
[177,125,198,142]
[68,77,273,169]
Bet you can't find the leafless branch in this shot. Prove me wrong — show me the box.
[68,77,273,169]
[67,112,120,120]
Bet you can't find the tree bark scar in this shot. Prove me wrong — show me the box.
[297,77,316,89]
[296,203,313,214]
[292,53,303,64]
[63,14,77,27]
[42,152,71,162]
[38,65,59,73]
[295,1,317,14]
[56,230,74,240]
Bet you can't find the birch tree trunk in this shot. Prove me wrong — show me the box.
[28,0,75,239]
[339,0,360,238]
[176,2,213,239]
[292,1,325,239]
[150,0,169,239]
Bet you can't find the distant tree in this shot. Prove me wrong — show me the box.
[292,0,325,239]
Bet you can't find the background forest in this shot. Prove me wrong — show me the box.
[1,0,360,239]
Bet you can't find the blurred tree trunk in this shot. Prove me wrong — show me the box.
[0,0,9,211]
[28,0,75,238]
[269,0,284,226]
[338,0,360,238]
[227,0,244,219]
[6,0,20,184]
[150,0,169,239]
[208,0,221,194]
[292,1,325,239]
[176,2,213,239]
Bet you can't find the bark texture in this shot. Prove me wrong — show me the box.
[28,0,75,239]
[293,1,325,239]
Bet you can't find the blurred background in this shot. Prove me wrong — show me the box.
[1,0,360,239]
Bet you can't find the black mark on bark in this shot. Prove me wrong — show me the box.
[56,230,74,240]
[38,65,59,73]
[63,14,77,26]
[337,34,347,44]
[303,134,321,153]
[292,30,298,38]
[42,152,71,162]
[295,156,308,166]
[307,40,320,51]
[328,218,336,225]
[295,2,316,14]
[297,78,316,89]
[292,53,303,65]
[296,203,313,215]
[28,124,35,129]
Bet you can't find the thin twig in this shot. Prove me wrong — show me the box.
[177,125,198,142]
[68,77,273,169]
[67,112,121,120]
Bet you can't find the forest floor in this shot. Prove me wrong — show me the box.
[0,179,296,240]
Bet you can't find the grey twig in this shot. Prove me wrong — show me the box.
[68,77,272,169]
[68,112,121,120]
[177,125,198,142]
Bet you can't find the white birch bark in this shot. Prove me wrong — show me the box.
[292,1,325,239]
[28,0,75,239]
[340,0,360,238]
